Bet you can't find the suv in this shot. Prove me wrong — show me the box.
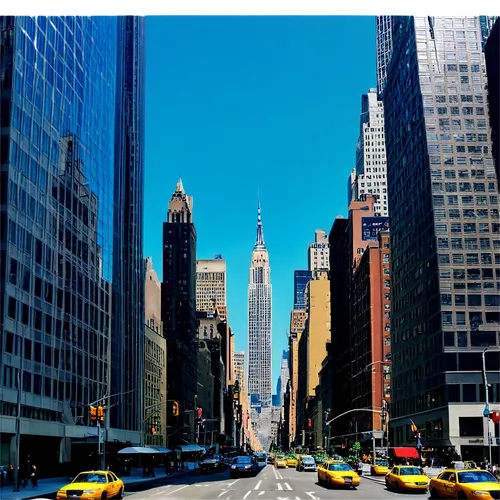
[297,455,317,472]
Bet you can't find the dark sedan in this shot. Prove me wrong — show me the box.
[230,456,258,478]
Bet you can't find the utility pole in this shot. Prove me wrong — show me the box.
[482,347,493,468]
[13,370,21,492]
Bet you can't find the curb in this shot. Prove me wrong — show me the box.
[19,470,198,500]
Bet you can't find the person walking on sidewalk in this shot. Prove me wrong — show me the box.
[30,465,38,488]
[22,456,31,488]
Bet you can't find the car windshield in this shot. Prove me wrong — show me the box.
[302,457,315,464]
[276,455,285,459]
[73,473,107,484]
[234,457,251,463]
[457,471,497,483]
[399,467,422,476]
[328,463,352,471]
[376,460,388,466]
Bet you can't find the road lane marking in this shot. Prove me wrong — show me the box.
[277,483,283,490]
[227,479,239,487]
[152,491,166,496]
[258,492,265,496]
[296,497,301,500]
[305,493,318,500]
[218,491,229,497]
[254,480,262,490]
[285,483,292,491]
[243,491,252,499]
[163,485,189,496]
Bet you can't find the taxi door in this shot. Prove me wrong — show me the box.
[317,462,326,482]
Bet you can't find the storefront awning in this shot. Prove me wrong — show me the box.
[392,447,419,459]
[147,446,173,454]
[177,444,203,453]
[118,446,156,454]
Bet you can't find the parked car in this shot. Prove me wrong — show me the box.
[229,456,258,478]
[297,455,317,472]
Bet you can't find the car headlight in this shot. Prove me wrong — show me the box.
[83,489,100,493]
[470,491,489,496]
[231,465,236,469]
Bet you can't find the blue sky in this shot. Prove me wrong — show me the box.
[145,16,376,389]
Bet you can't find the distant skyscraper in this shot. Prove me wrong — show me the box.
[348,89,389,216]
[145,257,162,333]
[234,351,245,393]
[293,270,313,309]
[280,350,290,410]
[376,16,393,96]
[383,16,500,450]
[161,178,198,437]
[248,201,272,407]
[308,229,329,272]
[196,259,226,311]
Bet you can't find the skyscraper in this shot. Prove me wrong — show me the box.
[308,229,329,272]
[248,201,272,445]
[161,178,198,439]
[196,258,226,312]
[383,16,500,457]
[280,350,290,410]
[0,15,144,470]
[111,15,146,435]
[348,89,389,217]
[375,16,393,96]
[293,270,313,309]
[234,351,245,393]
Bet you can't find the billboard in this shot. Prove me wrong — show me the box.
[361,217,389,241]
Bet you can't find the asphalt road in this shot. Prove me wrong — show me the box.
[125,465,430,499]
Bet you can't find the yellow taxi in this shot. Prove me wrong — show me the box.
[385,465,429,493]
[429,468,500,499]
[317,460,360,488]
[370,459,389,476]
[275,454,288,468]
[285,454,298,467]
[56,470,124,499]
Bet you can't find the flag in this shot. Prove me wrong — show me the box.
[410,419,418,433]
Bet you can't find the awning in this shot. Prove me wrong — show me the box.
[392,447,420,459]
[177,444,203,453]
[147,446,173,454]
[118,446,156,455]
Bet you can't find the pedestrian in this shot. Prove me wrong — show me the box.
[30,465,38,489]
[7,463,14,486]
[23,456,31,488]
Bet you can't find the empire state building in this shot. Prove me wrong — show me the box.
[248,201,272,408]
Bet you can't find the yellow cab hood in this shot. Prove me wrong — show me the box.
[61,482,105,491]
[400,474,429,482]
[463,482,500,491]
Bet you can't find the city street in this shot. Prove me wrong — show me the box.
[125,465,430,499]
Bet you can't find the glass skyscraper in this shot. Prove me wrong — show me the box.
[383,16,500,461]
[293,270,312,309]
[0,16,144,471]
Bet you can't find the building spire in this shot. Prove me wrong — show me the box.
[255,197,266,249]
[175,176,185,194]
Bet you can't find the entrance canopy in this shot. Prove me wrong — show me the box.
[392,447,419,459]
[118,446,157,455]
[147,446,173,454]
[177,444,203,453]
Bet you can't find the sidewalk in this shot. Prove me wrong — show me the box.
[0,468,193,500]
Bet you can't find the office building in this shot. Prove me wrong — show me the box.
[293,270,313,309]
[376,16,393,96]
[348,89,389,216]
[161,178,198,443]
[234,351,245,393]
[308,229,329,272]
[0,15,144,471]
[145,257,162,334]
[485,18,500,185]
[279,350,290,410]
[383,16,500,462]
[248,201,272,407]
[196,258,226,312]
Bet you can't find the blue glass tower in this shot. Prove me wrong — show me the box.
[293,270,312,309]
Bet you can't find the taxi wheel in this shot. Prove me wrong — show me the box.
[116,488,123,499]
[101,492,107,500]
[328,476,334,489]
[385,479,391,490]
[429,488,439,499]
[457,492,467,500]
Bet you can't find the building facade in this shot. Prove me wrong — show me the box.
[279,350,290,411]
[161,178,198,443]
[248,201,272,410]
[145,257,162,334]
[196,258,226,312]
[111,15,146,437]
[308,229,329,272]
[143,324,167,447]
[0,15,144,471]
[485,18,500,185]
[348,89,389,217]
[383,16,500,462]
[233,351,245,393]
[375,16,393,96]
[293,270,313,309]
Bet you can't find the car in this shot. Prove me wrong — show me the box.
[255,453,267,467]
[267,455,275,464]
[275,454,288,468]
[297,455,317,472]
[229,456,258,478]
[317,460,360,488]
[429,468,500,499]
[200,456,225,473]
[56,470,124,499]
[371,459,389,476]
[385,465,429,493]
[285,454,298,468]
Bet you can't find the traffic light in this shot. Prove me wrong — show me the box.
[308,418,312,428]
[490,411,500,424]
[172,401,179,417]
[97,406,105,422]
[90,405,97,421]
[197,407,202,419]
